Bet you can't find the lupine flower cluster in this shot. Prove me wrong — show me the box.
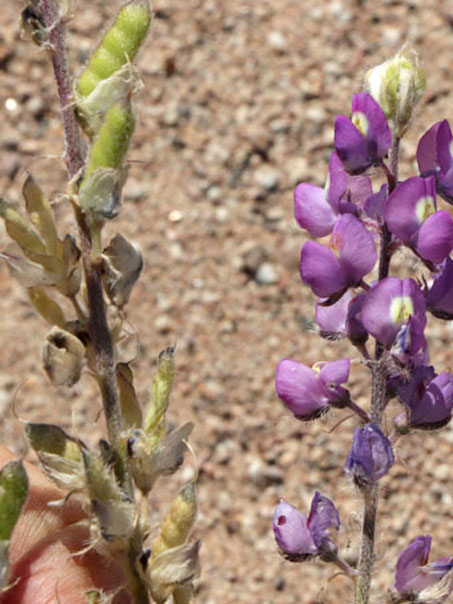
[273,51,453,603]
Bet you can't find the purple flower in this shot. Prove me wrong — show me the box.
[398,366,453,430]
[334,92,392,174]
[417,119,453,204]
[384,175,453,264]
[294,153,372,237]
[427,258,453,320]
[344,424,394,487]
[300,214,377,298]
[316,291,368,347]
[275,358,350,420]
[273,492,340,562]
[395,536,453,600]
[361,278,426,354]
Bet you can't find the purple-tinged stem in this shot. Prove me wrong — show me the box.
[353,135,400,604]
[38,0,85,178]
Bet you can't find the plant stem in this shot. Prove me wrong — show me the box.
[38,0,85,178]
[354,135,400,604]
[353,486,379,604]
[39,0,132,496]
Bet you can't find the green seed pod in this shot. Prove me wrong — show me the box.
[78,100,134,218]
[144,347,175,434]
[0,460,28,590]
[152,483,197,558]
[76,0,151,99]
[0,461,28,542]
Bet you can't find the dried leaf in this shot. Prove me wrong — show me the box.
[0,198,46,256]
[29,287,66,327]
[102,234,143,307]
[116,362,142,429]
[22,175,58,255]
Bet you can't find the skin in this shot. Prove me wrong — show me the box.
[0,445,130,604]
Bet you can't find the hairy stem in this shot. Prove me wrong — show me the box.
[353,486,379,604]
[38,0,85,178]
[354,135,400,604]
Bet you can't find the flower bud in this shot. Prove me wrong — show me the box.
[365,50,426,137]
[344,424,394,488]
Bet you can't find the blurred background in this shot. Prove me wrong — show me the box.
[1,0,453,601]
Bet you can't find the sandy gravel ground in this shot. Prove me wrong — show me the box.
[1,1,453,602]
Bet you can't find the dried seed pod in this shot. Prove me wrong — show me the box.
[141,541,200,604]
[22,175,58,256]
[76,0,151,99]
[42,326,86,386]
[128,422,193,494]
[152,483,197,558]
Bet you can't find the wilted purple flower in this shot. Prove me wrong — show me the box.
[417,119,453,204]
[395,535,453,601]
[301,214,377,298]
[344,424,394,487]
[273,492,340,562]
[398,365,453,430]
[275,358,350,420]
[334,92,392,174]
[384,175,453,264]
[361,278,426,356]
[427,257,453,320]
[316,291,368,347]
[294,153,372,237]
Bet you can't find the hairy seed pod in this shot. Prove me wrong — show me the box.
[76,0,151,99]
[152,483,197,558]
[145,347,175,434]
[78,100,135,217]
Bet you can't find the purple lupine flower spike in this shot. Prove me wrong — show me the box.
[273,492,340,562]
[334,92,392,174]
[384,175,453,264]
[394,536,453,601]
[417,119,453,204]
[344,424,394,487]
[397,366,453,430]
[300,214,377,299]
[275,358,350,421]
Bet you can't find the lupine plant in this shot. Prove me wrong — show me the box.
[273,51,453,603]
[0,1,199,602]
